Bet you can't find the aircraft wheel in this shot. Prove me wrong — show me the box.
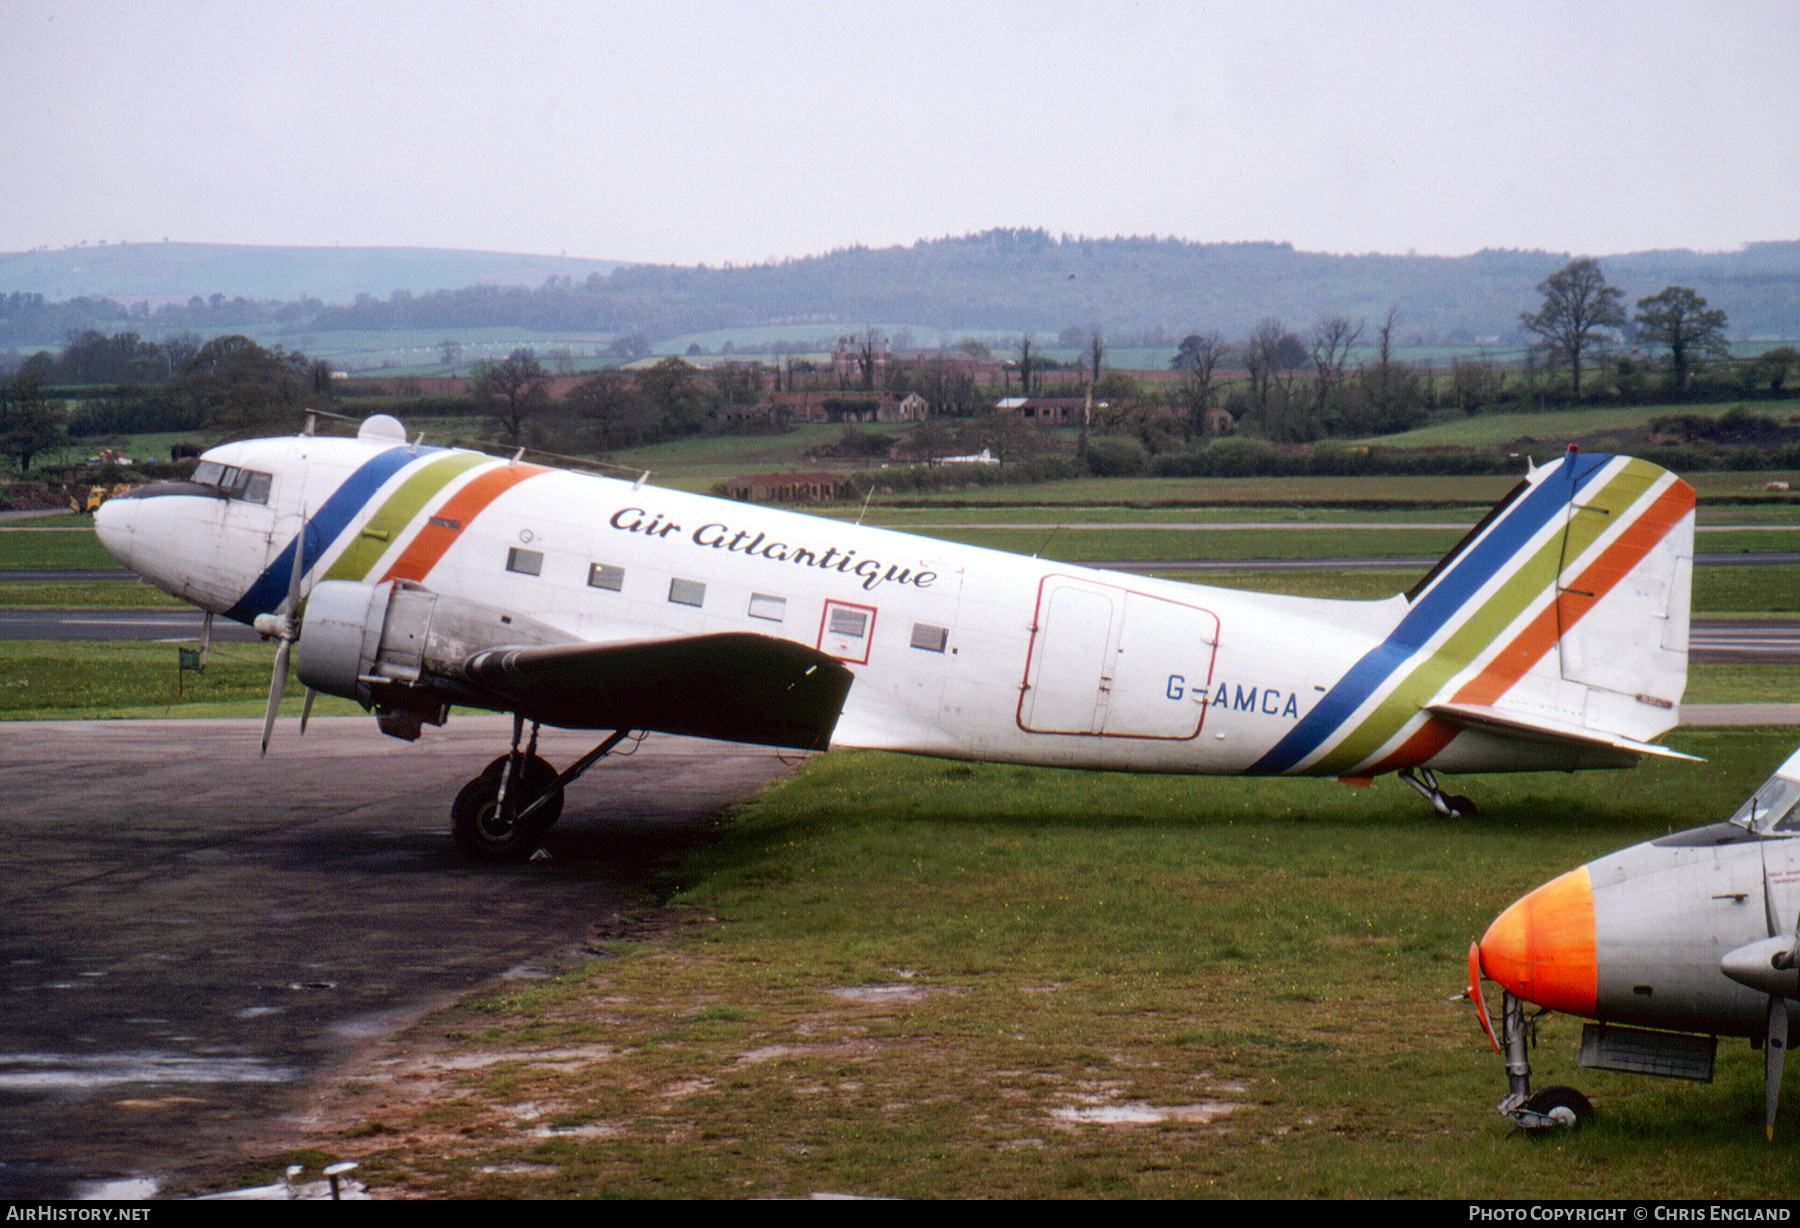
[1522,1085,1594,1130]
[451,759,563,861]
[474,755,564,826]
[1446,794,1480,818]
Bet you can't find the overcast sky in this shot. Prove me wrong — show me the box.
[5,0,1795,267]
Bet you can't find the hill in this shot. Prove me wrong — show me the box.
[2,232,1796,352]
[0,242,627,308]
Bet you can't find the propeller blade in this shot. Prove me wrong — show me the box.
[282,522,307,613]
[299,686,316,736]
[1767,995,1788,1141]
[261,638,291,756]
[259,517,309,755]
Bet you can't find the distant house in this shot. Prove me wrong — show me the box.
[992,397,1093,425]
[766,391,929,423]
[722,471,855,503]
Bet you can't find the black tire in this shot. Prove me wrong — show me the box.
[1522,1084,1594,1130]
[474,754,564,826]
[1446,794,1480,818]
[451,756,563,861]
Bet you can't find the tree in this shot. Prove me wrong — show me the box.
[1633,286,1729,394]
[0,370,66,471]
[1171,331,1229,437]
[1308,314,1363,416]
[439,338,463,365]
[169,335,327,432]
[1015,336,1036,397]
[1520,258,1625,399]
[568,368,657,450]
[474,348,548,444]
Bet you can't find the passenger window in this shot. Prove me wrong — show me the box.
[506,547,544,576]
[910,622,948,652]
[588,563,625,592]
[669,577,706,607]
[748,593,786,622]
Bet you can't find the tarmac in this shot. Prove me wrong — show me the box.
[0,717,803,1199]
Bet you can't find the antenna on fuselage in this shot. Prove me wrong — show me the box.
[633,472,649,491]
[303,409,318,436]
[856,485,876,526]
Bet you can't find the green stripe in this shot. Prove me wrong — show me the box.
[322,451,490,583]
[1309,460,1665,774]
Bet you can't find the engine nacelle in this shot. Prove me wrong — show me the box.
[297,579,575,737]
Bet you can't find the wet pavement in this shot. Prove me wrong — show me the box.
[0,717,800,1198]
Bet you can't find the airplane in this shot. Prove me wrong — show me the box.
[1468,744,1800,1137]
[91,412,1698,862]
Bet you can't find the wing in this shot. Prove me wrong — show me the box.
[462,632,855,752]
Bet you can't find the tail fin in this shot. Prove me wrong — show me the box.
[1255,448,1696,777]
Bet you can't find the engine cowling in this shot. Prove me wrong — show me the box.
[297,579,575,737]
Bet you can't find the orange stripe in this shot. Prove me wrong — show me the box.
[1364,480,1692,776]
[380,462,550,583]
[1453,480,1693,707]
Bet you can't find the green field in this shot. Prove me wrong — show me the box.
[1355,398,1800,451]
[303,729,1800,1199]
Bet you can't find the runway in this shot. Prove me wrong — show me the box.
[0,718,803,1199]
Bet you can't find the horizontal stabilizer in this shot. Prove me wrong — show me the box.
[463,632,856,751]
[1427,702,1703,763]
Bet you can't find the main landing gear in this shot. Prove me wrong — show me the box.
[450,715,635,861]
[1397,767,1479,818]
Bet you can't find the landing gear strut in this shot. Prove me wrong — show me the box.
[450,716,635,861]
[1398,767,1479,818]
[1495,990,1595,1132]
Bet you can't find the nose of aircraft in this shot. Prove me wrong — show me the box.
[1478,866,1598,1016]
[92,495,135,569]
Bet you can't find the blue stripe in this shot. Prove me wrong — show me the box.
[1246,450,1609,775]
[225,446,424,623]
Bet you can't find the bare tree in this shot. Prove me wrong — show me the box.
[1520,258,1625,399]
[1171,332,1229,437]
[1309,314,1363,415]
[475,348,549,444]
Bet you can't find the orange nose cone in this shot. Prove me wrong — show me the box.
[1478,866,1597,1017]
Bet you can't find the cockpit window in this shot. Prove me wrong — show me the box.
[190,460,271,504]
[1729,777,1800,834]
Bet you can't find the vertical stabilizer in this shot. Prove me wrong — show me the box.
[1251,448,1696,777]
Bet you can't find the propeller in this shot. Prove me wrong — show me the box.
[1720,885,1800,1140]
[252,523,309,755]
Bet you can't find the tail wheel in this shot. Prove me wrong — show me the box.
[1522,1085,1594,1130]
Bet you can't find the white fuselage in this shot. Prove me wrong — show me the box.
[93,427,1691,781]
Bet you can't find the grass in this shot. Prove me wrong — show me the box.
[310,729,1800,1199]
[0,641,362,720]
[1354,397,1800,450]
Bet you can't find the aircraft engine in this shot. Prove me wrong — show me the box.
[297,579,575,739]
